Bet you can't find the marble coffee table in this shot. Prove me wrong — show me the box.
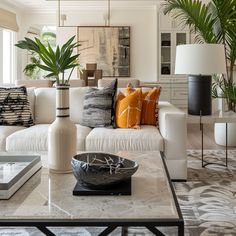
[0,151,184,236]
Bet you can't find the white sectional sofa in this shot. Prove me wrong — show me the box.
[0,87,187,180]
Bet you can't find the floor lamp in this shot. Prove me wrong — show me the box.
[175,44,226,115]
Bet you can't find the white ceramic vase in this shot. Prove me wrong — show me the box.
[48,85,77,173]
[214,98,236,147]
[214,123,236,147]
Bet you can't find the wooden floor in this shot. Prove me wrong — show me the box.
[187,124,228,150]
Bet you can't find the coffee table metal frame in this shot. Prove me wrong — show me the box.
[0,152,184,236]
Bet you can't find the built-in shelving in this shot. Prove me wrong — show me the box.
[158,12,190,109]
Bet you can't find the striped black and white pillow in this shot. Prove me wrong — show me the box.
[0,86,34,127]
[81,79,117,128]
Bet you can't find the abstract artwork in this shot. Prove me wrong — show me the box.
[78,26,130,77]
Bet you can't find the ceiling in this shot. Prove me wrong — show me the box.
[5,0,162,12]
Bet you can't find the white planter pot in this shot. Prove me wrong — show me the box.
[214,123,236,147]
[48,85,77,173]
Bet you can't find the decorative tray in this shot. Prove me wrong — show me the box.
[73,178,131,196]
[0,154,41,199]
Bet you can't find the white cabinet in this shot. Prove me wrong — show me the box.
[158,11,189,79]
[171,83,188,109]
[159,31,189,78]
[159,13,173,31]
[159,83,171,102]
[158,12,189,110]
[141,82,188,109]
[159,82,188,109]
[159,12,189,31]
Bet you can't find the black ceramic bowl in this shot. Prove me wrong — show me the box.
[71,152,139,189]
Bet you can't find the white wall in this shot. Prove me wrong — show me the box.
[19,6,158,82]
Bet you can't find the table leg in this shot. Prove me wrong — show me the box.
[146,226,165,236]
[99,226,118,236]
[121,226,128,236]
[37,226,56,236]
[201,123,204,167]
[202,122,228,168]
[226,123,228,167]
[178,223,184,236]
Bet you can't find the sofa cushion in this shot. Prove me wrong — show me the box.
[70,87,91,124]
[81,79,117,128]
[6,124,49,151]
[0,126,26,151]
[86,125,164,153]
[0,86,34,127]
[34,88,56,124]
[98,78,140,88]
[141,87,161,126]
[6,124,92,152]
[115,89,142,129]
[75,125,92,151]
[34,87,90,124]
[26,87,35,120]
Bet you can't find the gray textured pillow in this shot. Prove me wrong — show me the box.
[81,80,117,128]
[0,86,34,127]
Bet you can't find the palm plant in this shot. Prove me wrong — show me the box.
[23,54,41,79]
[162,0,236,111]
[41,31,57,48]
[15,35,80,86]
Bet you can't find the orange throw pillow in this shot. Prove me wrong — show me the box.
[115,89,142,128]
[123,83,135,96]
[141,87,161,126]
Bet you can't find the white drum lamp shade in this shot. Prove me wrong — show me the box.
[175,44,226,115]
[175,44,226,75]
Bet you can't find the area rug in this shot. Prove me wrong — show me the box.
[0,150,236,236]
[175,149,236,236]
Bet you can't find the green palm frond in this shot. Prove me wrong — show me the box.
[15,36,80,85]
[210,0,236,70]
[42,32,56,40]
[162,0,236,109]
[162,0,217,43]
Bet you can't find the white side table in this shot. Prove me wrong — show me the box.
[187,110,236,167]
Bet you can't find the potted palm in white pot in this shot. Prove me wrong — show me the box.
[163,0,236,146]
[16,36,81,172]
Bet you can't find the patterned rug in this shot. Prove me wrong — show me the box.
[175,149,236,236]
[0,150,236,236]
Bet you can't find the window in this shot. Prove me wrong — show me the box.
[41,26,57,49]
[0,28,16,84]
[23,25,57,80]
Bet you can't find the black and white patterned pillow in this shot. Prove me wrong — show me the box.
[0,86,34,127]
[81,79,117,128]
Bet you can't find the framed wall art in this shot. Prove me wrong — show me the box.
[77,26,130,77]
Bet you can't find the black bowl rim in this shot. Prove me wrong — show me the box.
[72,152,139,170]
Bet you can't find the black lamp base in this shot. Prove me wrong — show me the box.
[188,75,212,116]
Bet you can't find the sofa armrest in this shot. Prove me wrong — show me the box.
[158,101,187,180]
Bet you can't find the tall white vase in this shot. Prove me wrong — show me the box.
[48,85,77,173]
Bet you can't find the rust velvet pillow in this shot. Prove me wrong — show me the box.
[141,87,161,126]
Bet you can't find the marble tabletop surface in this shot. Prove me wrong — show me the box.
[0,151,179,221]
[187,110,236,124]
